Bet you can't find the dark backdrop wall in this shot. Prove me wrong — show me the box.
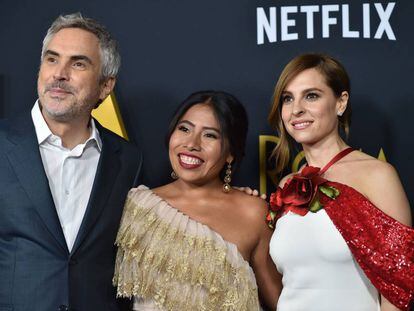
[1,1,412,209]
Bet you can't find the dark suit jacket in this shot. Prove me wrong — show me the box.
[0,113,142,311]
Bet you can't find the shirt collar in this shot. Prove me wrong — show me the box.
[31,100,52,145]
[31,100,102,151]
[89,118,102,151]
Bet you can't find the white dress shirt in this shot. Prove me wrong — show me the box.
[31,101,102,252]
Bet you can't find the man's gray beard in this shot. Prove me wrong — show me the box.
[39,97,82,122]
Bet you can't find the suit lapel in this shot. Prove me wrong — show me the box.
[71,129,121,255]
[6,115,68,253]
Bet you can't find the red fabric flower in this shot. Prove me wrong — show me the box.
[269,188,283,212]
[267,166,331,228]
[282,166,326,211]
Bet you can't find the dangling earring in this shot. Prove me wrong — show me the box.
[222,162,232,193]
[171,171,178,180]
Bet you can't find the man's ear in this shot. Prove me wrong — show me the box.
[99,77,116,101]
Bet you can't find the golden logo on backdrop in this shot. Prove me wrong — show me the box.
[259,135,387,195]
[91,92,129,140]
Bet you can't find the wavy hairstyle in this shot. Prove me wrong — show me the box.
[268,53,352,174]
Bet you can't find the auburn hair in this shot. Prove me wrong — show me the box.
[268,53,352,173]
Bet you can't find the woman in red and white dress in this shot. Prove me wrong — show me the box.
[266,54,413,311]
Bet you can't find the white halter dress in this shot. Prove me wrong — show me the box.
[269,209,380,311]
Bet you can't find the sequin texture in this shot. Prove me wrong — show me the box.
[321,181,414,311]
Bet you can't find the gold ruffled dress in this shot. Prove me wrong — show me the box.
[113,185,260,311]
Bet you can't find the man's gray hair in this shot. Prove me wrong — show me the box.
[41,12,120,80]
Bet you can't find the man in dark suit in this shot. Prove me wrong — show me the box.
[0,13,141,311]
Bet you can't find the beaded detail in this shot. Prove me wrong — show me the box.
[113,186,260,311]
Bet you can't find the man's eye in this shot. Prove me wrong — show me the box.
[73,62,86,69]
[46,57,57,64]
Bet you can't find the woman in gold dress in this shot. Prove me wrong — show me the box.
[113,90,281,310]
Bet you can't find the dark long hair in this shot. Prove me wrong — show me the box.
[166,90,248,173]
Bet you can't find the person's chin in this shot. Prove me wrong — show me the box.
[291,133,317,145]
[177,174,208,186]
[43,105,73,121]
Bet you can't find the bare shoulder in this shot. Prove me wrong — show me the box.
[355,156,406,201]
[331,150,390,182]
[228,190,268,222]
[151,184,168,193]
[336,151,411,226]
[363,158,399,182]
[338,150,399,187]
[151,183,176,199]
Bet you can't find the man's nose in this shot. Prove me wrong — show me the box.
[53,62,70,81]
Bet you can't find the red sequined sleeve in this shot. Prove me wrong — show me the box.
[321,182,414,311]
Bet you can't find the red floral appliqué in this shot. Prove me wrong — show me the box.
[266,166,340,229]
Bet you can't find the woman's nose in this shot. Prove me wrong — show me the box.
[185,134,201,151]
[292,99,305,116]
